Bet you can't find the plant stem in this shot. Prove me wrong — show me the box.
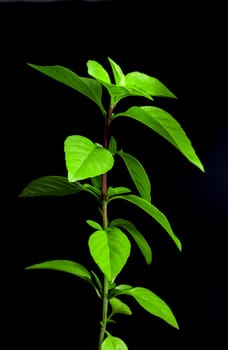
[98,105,115,350]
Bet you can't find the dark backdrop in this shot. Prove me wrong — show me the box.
[1,1,227,349]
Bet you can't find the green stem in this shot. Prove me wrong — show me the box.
[97,105,115,350]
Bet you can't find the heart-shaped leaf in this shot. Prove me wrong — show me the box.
[102,335,128,350]
[88,227,131,281]
[64,135,114,182]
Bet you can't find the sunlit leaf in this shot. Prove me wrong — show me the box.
[18,176,83,197]
[117,151,151,202]
[27,64,105,114]
[123,287,179,329]
[125,71,176,98]
[109,194,181,251]
[102,335,128,350]
[109,297,132,316]
[88,227,131,281]
[87,59,111,84]
[64,135,114,182]
[108,57,125,85]
[114,106,205,172]
[110,218,152,264]
[25,259,92,282]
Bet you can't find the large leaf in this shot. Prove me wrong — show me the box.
[110,218,152,264]
[64,135,114,182]
[19,176,83,197]
[88,227,131,281]
[25,259,92,282]
[102,335,128,350]
[123,287,179,329]
[27,64,105,114]
[114,106,205,172]
[117,150,151,202]
[109,297,132,316]
[125,71,176,98]
[109,194,181,251]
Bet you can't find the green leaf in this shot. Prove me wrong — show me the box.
[27,64,105,114]
[88,227,131,281]
[108,136,117,155]
[91,270,103,298]
[114,106,205,172]
[109,194,181,251]
[109,297,132,316]
[109,284,133,298]
[81,183,101,200]
[19,176,83,197]
[125,71,177,98]
[25,260,92,282]
[108,57,126,85]
[110,218,152,264]
[102,335,128,350]
[87,60,111,84]
[107,187,131,198]
[90,175,102,190]
[86,220,103,231]
[116,151,151,202]
[123,287,179,329]
[64,135,114,182]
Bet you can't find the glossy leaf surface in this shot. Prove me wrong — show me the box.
[64,135,114,182]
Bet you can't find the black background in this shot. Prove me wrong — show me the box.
[1,1,228,349]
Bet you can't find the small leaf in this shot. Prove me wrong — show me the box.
[125,71,176,98]
[25,260,92,282]
[108,57,126,85]
[27,64,105,114]
[82,183,101,199]
[102,335,128,350]
[108,136,117,155]
[91,270,103,298]
[88,227,131,281]
[123,287,179,329]
[90,175,102,190]
[107,187,131,198]
[64,135,114,182]
[86,220,103,231]
[109,194,181,251]
[109,284,133,298]
[110,218,152,264]
[117,151,151,202]
[109,297,132,316]
[114,106,205,172]
[19,176,83,197]
[87,60,111,84]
